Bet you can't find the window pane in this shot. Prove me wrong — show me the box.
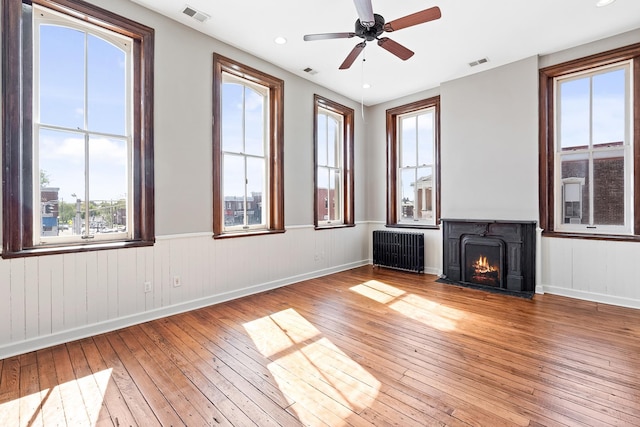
[223,154,244,226]
[39,128,85,237]
[559,77,590,150]
[400,168,416,220]
[417,112,434,166]
[316,167,329,221]
[246,157,264,225]
[560,153,590,225]
[39,25,85,129]
[593,69,625,147]
[401,116,417,167]
[88,136,127,233]
[416,167,433,221]
[330,168,342,221]
[222,82,243,153]
[593,149,625,225]
[87,34,126,135]
[245,88,265,157]
[327,116,338,167]
[317,114,327,166]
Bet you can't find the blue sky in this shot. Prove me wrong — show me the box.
[38,23,128,203]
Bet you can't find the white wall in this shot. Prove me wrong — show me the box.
[440,56,539,222]
[0,0,370,358]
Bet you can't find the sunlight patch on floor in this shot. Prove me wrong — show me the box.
[351,280,465,331]
[243,308,380,426]
[0,367,112,426]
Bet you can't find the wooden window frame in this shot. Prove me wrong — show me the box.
[1,0,155,258]
[539,43,640,241]
[212,54,284,238]
[386,96,441,229]
[313,94,355,229]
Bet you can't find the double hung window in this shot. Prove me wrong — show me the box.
[540,44,640,239]
[2,0,155,257]
[386,97,440,228]
[212,54,284,237]
[313,95,354,228]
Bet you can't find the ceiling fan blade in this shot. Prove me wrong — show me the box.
[304,32,356,41]
[339,42,366,70]
[353,0,375,27]
[384,6,441,32]
[377,37,414,61]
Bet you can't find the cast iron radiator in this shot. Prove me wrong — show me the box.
[373,230,424,273]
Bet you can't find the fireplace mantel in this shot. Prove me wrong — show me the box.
[441,219,536,294]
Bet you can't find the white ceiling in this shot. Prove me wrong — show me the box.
[129,0,640,106]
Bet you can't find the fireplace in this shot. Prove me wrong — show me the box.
[441,219,536,294]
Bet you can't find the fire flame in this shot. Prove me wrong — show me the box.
[473,256,498,274]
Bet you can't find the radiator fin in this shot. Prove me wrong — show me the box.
[373,231,424,273]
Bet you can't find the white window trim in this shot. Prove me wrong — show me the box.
[32,4,134,245]
[552,60,634,235]
[316,106,344,226]
[221,72,270,233]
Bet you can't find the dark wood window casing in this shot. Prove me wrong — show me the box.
[539,43,640,241]
[386,96,441,229]
[212,54,285,238]
[1,0,155,258]
[313,94,355,229]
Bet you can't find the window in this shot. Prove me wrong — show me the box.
[212,54,284,237]
[314,95,354,228]
[2,0,155,257]
[540,44,640,239]
[386,97,440,228]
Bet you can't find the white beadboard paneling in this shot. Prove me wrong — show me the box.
[135,247,146,314]
[106,250,119,320]
[86,251,99,326]
[74,253,89,327]
[0,259,11,344]
[95,251,110,323]
[62,254,77,329]
[37,256,55,337]
[50,255,65,333]
[9,258,26,343]
[542,237,640,306]
[24,257,39,340]
[117,250,136,317]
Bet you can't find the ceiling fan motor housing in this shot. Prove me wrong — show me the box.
[355,13,385,41]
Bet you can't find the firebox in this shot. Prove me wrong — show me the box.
[461,236,504,287]
[441,219,536,294]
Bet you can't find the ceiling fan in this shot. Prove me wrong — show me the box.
[303,0,441,70]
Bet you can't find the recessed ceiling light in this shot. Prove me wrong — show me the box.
[274,36,287,45]
[362,83,371,89]
[596,0,616,7]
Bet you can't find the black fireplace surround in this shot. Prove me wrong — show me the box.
[441,219,536,294]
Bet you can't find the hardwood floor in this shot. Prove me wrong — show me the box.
[2,265,640,426]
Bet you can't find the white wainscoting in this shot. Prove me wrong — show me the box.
[541,236,640,309]
[0,225,369,359]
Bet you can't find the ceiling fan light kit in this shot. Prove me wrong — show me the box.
[303,0,441,70]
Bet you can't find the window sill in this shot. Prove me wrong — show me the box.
[1,239,155,259]
[542,230,640,242]
[314,223,356,231]
[386,223,440,230]
[213,229,286,239]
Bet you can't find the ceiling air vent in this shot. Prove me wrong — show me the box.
[468,57,489,67]
[303,67,318,75]
[182,5,210,23]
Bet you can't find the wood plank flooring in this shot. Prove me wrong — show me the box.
[2,265,640,426]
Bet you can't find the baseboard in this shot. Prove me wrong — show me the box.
[543,285,640,310]
[0,259,369,359]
